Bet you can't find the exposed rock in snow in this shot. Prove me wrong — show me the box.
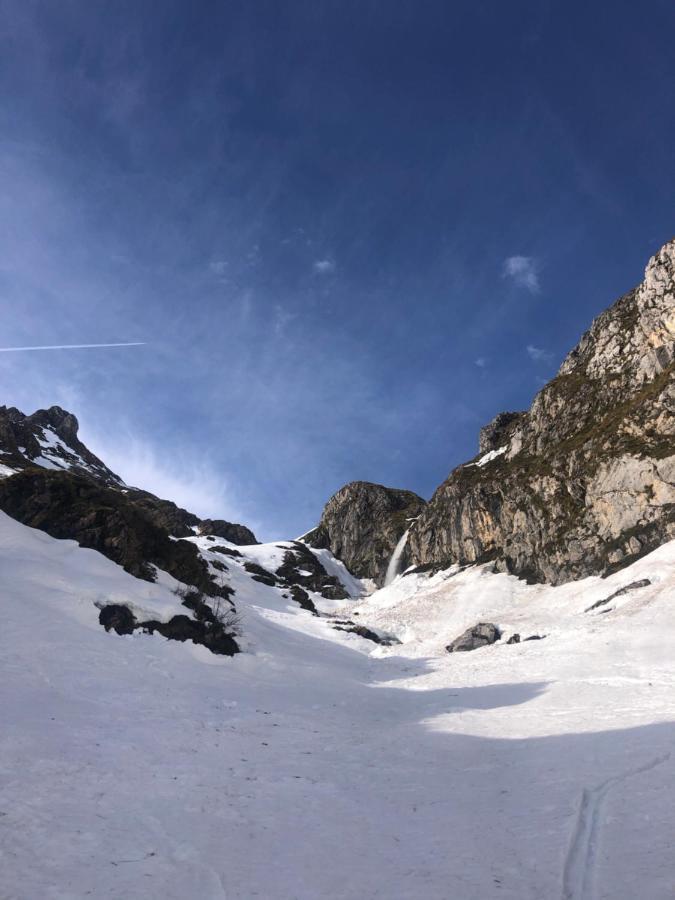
[330,619,400,645]
[585,577,652,612]
[99,603,239,655]
[197,518,258,545]
[446,622,502,652]
[0,468,231,598]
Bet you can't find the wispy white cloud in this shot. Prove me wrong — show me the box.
[502,255,540,293]
[474,357,487,368]
[82,425,257,531]
[526,343,553,363]
[313,258,335,275]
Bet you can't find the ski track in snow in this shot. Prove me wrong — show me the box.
[561,753,672,900]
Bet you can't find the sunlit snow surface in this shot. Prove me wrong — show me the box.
[466,444,509,467]
[2,509,675,899]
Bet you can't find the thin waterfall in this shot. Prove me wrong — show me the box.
[384,529,410,586]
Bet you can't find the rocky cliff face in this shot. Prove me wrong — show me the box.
[0,468,231,597]
[408,240,675,584]
[303,481,426,585]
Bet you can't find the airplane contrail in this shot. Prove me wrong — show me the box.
[0,342,146,353]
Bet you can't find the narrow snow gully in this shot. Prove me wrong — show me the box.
[384,529,409,586]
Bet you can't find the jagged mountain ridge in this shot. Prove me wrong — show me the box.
[0,408,366,654]
[0,404,123,485]
[0,404,258,544]
[1,239,674,600]
[407,239,675,583]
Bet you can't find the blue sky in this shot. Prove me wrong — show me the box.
[1,1,674,538]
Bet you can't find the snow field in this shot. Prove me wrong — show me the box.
[2,511,675,899]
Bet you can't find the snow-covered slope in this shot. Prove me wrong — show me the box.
[3,509,675,899]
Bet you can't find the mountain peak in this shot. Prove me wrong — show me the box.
[27,406,80,441]
[304,480,426,585]
[0,405,122,486]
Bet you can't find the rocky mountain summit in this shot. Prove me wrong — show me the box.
[0,405,123,485]
[407,239,675,583]
[0,404,258,551]
[0,405,362,654]
[303,481,426,585]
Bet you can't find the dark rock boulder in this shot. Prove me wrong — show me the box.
[304,481,426,586]
[331,620,400,645]
[99,604,136,635]
[446,622,502,653]
[197,519,258,545]
[124,489,200,538]
[507,633,521,644]
[243,561,278,587]
[211,545,243,558]
[585,578,652,612]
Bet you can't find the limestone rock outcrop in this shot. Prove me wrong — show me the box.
[408,240,675,584]
[303,481,426,585]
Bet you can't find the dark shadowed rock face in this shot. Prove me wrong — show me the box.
[99,604,239,655]
[409,240,675,585]
[0,405,122,485]
[124,490,200,538]
[0,469,231,598]
[197,519,258,545]
[303,481,426,586]
[276,542,350,599]
[0,406,259,548]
